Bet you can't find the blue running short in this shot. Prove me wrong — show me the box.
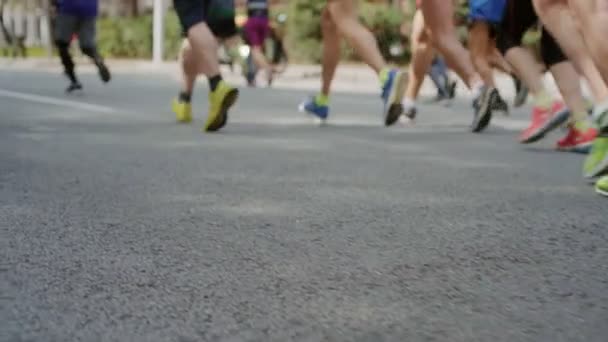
[469,0,507,24]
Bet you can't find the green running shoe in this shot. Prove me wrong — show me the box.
[596,176,608,197]
[583,134,608,179]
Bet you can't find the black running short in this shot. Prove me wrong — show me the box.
[173,0,210,33]
[174,0,237,38]
[209,18,237,39]
[496,0,566,67]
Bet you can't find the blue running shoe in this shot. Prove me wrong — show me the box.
[381,69,407,126]
[299,96,329,121]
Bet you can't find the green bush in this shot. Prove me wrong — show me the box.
[286,1,406,64]
[285,0,325,63]
[359,2,405,63]
[96,11,183,60]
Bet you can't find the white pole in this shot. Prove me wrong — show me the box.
[152,0,163,64]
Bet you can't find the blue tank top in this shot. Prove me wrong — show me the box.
[58,0,98,18]
[247,0,268,18]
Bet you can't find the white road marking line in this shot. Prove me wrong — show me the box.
[0,88,118,114]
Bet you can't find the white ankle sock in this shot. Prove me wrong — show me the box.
[593,99,608,119]
[471,81,485,99]
[402,97,415,110]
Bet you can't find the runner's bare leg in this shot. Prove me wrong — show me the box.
[320,7,342,96]
[420,0,481,89]
[533,0,608,101]
[568,0,608,85]
[326,0,386,74]
[405,9,435,100]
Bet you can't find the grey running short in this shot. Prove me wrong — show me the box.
[54,13,97,48]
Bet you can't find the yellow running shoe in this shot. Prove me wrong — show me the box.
[172,98,192,123]
[204,81,239,132]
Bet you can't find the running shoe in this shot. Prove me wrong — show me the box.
[593,106,608,131]
[172,98,192,123]
[513,77,528,108]
[96,59,111,83]
[471,86,495,133]
[448,80,457,100]
[381,69,407,126]
[299,97,329,121]
[583,134,608,179]
[65,81,83,93]
[596,176,608,197]
[204,81,238,132]
[556,126,597,152]
[403,106,417,121]
[492,91,510,116]
[583,107,608,178]
[519,101,569,144]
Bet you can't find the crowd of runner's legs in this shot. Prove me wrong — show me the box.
[51,0,608,197]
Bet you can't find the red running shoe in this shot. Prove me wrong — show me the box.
[519,101,569,144]
[556,126,598,153]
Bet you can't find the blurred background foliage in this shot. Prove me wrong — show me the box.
[85,0,540,63]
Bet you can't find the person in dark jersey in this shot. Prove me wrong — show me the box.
[52,0,110,93]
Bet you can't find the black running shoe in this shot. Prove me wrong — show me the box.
[404,106,417,121]
[66,82,83,93]
[471,87,495,133]
[492,92,510,116]
[97,60,111,83]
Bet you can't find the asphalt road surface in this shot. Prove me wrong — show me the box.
[1,70,607,342]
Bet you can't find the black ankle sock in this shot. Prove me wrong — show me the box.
[179,91,191,103]
[208,75,222,91]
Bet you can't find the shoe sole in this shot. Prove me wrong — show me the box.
[471,91,493,133]
[206,88,239,132]
[596,186,608,197]
[556,143,592,154]
[520,108,570,144]
[66,87,83,94]
[385,72,407,127]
